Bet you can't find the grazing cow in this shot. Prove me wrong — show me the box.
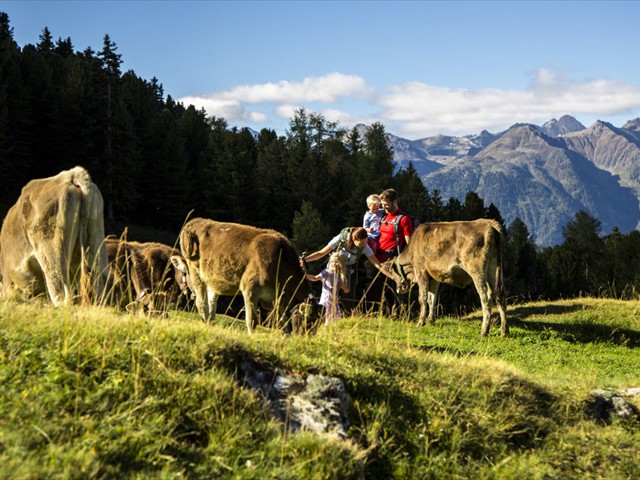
[105,238,191,313]
[0,167,108,305]
[172,217,318,333]
[396,219,508,336]
[132,241,191,310]
[105,237,153,310]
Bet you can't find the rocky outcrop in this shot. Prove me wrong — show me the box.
[590,388,640,424]
[238,360,351,439]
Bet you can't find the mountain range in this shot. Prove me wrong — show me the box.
[379,115,640,246]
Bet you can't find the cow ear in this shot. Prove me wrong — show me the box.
[170,255,187,272]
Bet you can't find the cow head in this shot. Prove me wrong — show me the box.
[170,254,193,293]
[393,250,415,294]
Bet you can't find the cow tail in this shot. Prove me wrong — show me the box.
[71,167,97,304]
[180,225,200,261]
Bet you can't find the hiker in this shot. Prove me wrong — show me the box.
[376,188,415,263]
[306,252,349,323]
[301,226,399,308]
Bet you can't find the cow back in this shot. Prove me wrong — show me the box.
[180,218,310,301]
[401,219,503,288]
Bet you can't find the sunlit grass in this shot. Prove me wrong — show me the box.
[0,297,638,478]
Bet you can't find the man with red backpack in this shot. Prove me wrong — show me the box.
[376,188,415,263]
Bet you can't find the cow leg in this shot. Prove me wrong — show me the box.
[497,299,508,336]
[206,288,218,323]
[415,273,429,326]
[241,288,259,334]
[473,278,492,336]
[426,280,439,325]
[32,243,69,306]
[191,273,212,322]
[488,274,509,337]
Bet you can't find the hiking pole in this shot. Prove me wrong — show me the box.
[300,252,316,300]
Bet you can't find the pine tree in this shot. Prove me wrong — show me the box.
[463,191,485,220]
[549,211,608,296]
[255,129,294,233]
[96,34,123,222]
[605,228,640,297]
[505,217,539,300]
[37,27,54,53]
[391,162,435,221]
[291,201,331,254]
[0,12,15,46]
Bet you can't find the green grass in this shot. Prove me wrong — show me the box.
[0,297,638,479]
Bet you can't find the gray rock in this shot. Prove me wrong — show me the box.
[590,388,640,423]
[238,361,350,439]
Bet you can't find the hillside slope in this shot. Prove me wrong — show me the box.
[1,299,638,478]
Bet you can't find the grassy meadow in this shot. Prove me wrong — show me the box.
[0,297,638,479]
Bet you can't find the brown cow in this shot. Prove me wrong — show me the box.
[132,241,191,310]
[105,238,190,313]
[172,217,317,333]
[105,237,153,310]
[0,167,108,305]
[396,219,508,336]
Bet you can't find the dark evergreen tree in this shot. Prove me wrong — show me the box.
[37,27,54,53]
[444,197,465,221]
[463,191,485,220]
[0,12,14,45]
[291,200,331,254]
[548,211,608,296]
[505,217,539,300]
[95,34,123,222]
[136,109,190,228]
[255,129,294,233]
[604,228,640,298]
[486,203,504,226]
[177,104,211,217]
[392,162,434,221]
[226,127,259,225]
[54,37,73,57]
[345,122,395,227]
[285,108,348,232]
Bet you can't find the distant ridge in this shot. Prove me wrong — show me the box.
[381,115,640,246]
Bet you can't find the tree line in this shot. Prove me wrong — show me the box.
[1,12,639,310]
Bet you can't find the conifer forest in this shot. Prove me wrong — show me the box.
[1,12,639,310]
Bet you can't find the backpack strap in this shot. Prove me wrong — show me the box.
[382,213,405,254]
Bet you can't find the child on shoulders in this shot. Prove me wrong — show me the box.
[363,194,384,254]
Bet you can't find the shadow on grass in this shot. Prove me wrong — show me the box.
[456,302,640,347]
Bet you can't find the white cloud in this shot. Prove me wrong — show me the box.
[179,69,640,139]
[216,72,372,103]
[179,96,248,124]
[377,69,640,137]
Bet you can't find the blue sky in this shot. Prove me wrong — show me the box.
[4,0,640,139]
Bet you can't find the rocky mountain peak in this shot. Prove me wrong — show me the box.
[387,115,640,246]
[622,118,640,131]
[541,115,586,137]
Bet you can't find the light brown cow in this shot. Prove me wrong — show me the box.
[0,167,108,305]
[397,219,508,336]
[172,217,317,333]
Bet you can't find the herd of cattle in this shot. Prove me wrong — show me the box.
[0,167,508,336]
